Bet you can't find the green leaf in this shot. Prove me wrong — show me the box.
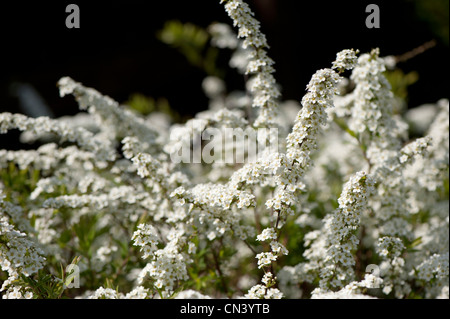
[409,237,423,249]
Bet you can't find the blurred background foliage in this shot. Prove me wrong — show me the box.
[126,93,179,120]
[157,20,223,77]
[0,0,448,150]
[411,0,449,45]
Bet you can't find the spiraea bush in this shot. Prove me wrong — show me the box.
[1,0,448,299]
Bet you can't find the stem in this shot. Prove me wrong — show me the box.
[274,209,282,242]
[359,140,373,174]
[211,246,230,296]
[253,206,262,234]
[355,225,366,280]
[395,39,436,64]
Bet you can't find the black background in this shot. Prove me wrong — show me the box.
[0,0,448,145]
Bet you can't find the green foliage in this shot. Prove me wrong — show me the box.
[18,271,64,299]
[1,163,39,204]
[125,93,181,122]
[385,68,419,103]
[412,0,449,46]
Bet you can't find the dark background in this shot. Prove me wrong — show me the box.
[0,0,448,147]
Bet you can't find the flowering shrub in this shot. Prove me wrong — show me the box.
[0,0,448,299]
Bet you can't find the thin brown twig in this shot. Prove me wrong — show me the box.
[211,245,230,296]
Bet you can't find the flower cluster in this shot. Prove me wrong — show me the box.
[417,253,449,282]
[312,273,383,299]
[377,236,406,258]
[244,283,283,299]
[135,232,191,294]
[1,193,46,297]
[317,171,375,289]
[0,112,115,161]
[86,286,151,299]
[132,224,160,259]
[221,0,281,127]
[332,49,360,73]
[254,228,288,270]
[349,49,399,144]
[243,272,283,299]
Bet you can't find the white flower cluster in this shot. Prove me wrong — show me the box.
[285,49,359,184]
[320,46,448,299]
[58,77,159,152]
[208,23,249,75]
[312,284,374,299]
[312,272,383,299]
[244,271,283,299]
[332,49,360,73]
[1,193,46,296]
[349,49,399,146]
[255,227,288,269]
[417,253,449,282]
[225,50,359,296]
[86,286,151,299]
[377,236,406,258]
[132,224,160,259]
[1,285,34,299]
[171,183,256,242]
[256,227,276,242]
[244,283,283,299]
[174,289,212,299]
[405,99,449,193]
[133,225,191,296]
[0,112,115,161]
[319,171,375,289]
[221,0,281,127]
[208,22,239,50]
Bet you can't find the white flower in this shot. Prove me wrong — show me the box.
[256,252,277,269]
